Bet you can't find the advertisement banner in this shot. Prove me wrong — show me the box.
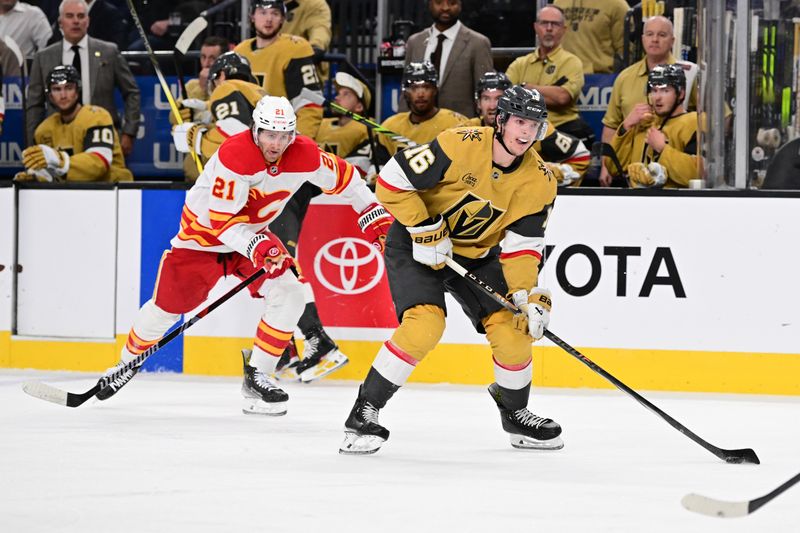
[296,199,398,329]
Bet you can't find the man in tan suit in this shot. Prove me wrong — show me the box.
[402,0,493,118]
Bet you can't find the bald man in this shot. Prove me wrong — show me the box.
[599,16,697,186]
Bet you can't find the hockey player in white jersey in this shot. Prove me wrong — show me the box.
[97,95,392,415]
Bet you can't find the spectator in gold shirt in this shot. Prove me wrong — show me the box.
[553,0,629,74]
[505,5,594,144]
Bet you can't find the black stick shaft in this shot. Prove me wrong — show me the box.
[443,256,759,464]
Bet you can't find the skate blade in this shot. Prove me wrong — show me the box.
[272,364,301,382]
[509,434,564,450]
[339,431,384,455]
[299,350,349,383]
[241,397,287,416]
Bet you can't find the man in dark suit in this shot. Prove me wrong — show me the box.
[26,0,140,154]
[46,0,130,50]
[402,0,493,118]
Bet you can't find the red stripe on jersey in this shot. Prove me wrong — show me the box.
[567,154,591,162]
[376,176,404,192]
[90,151,110,169]
[323,159,354,195]
[492,355,532,371]
[500,249,542,261]
[385,340,419,366]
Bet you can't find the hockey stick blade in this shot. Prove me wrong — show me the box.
[442,256,760,465]
[22,268,267,408]
[175,17,207,55]
[22,381,69,406]
[681,471,800,518]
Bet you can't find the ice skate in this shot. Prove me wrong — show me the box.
[95,360,141,401]
[296,327,349,382]
[241,349,288,416]
[488,383,563,450]
[273,338,301,381]
[340,392,389,455]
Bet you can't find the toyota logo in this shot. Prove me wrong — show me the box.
[314,237,385,295]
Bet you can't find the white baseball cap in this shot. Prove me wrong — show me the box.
[334,71,371,108]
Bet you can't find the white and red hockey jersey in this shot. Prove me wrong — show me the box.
[171,131,376,257]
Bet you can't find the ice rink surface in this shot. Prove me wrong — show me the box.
[1,369,798,532]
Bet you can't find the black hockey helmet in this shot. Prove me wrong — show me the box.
[402,60,438,89]
[251,0,286,15]
[46,64,81,95]
[495,85,548,140]
[647,63,686,96]
[208,51,255,90]
[474,71,512,100]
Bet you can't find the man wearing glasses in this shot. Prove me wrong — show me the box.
[505,5,593,145]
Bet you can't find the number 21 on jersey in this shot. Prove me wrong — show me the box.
[212,177,235,201]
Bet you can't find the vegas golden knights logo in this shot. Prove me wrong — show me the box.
[442,193,505,240]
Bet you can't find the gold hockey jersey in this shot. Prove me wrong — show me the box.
[609,111,699,188]
[459,118,590,185]
[376,126,556,293]
[199,79,267,159]
[316,117,370,158]
[234,34,323,139]
[34,105,132,182]
[378,108,467,156]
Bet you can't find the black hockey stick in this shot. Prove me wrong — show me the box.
[682,471,800,517]
[22,267,267,408]
[126,0,203,173]
[300,88,418,147]
[443,256,760,465]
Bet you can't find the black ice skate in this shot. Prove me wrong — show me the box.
[241,349,289,416]
[339,391,390,455]
[296,327,349,383]
[488,383,563,450]
[273,337,301,381]
[95,361,141,401]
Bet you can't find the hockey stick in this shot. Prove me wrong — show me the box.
[443,256,760,465]
[682,471,800,517]
[125,0,203,174]
[300,87,418,147]
[4,36,27,146]
[22,267,268,408]
[174,0,240,99]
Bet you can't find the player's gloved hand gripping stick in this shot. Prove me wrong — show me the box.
[443,256,760,465]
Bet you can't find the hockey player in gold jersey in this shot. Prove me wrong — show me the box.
[341,86,563,455]
[234,0,323,139]
[172,52,266,161]
[464,71,590,186]
[378,61,467,157]
[16,65,131,183]
[316,72,375,177]
[606,64,699,188]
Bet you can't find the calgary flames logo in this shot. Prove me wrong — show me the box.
[243,188,292,224]
[442,192,505,240]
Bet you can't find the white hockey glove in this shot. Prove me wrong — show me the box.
[406,214,452,270]
[172,122,207,155]
[627,162,667,188]
[511,287,552,340]
[182,98,213,124]
[22,144,70,176]
[545,162,581,187]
